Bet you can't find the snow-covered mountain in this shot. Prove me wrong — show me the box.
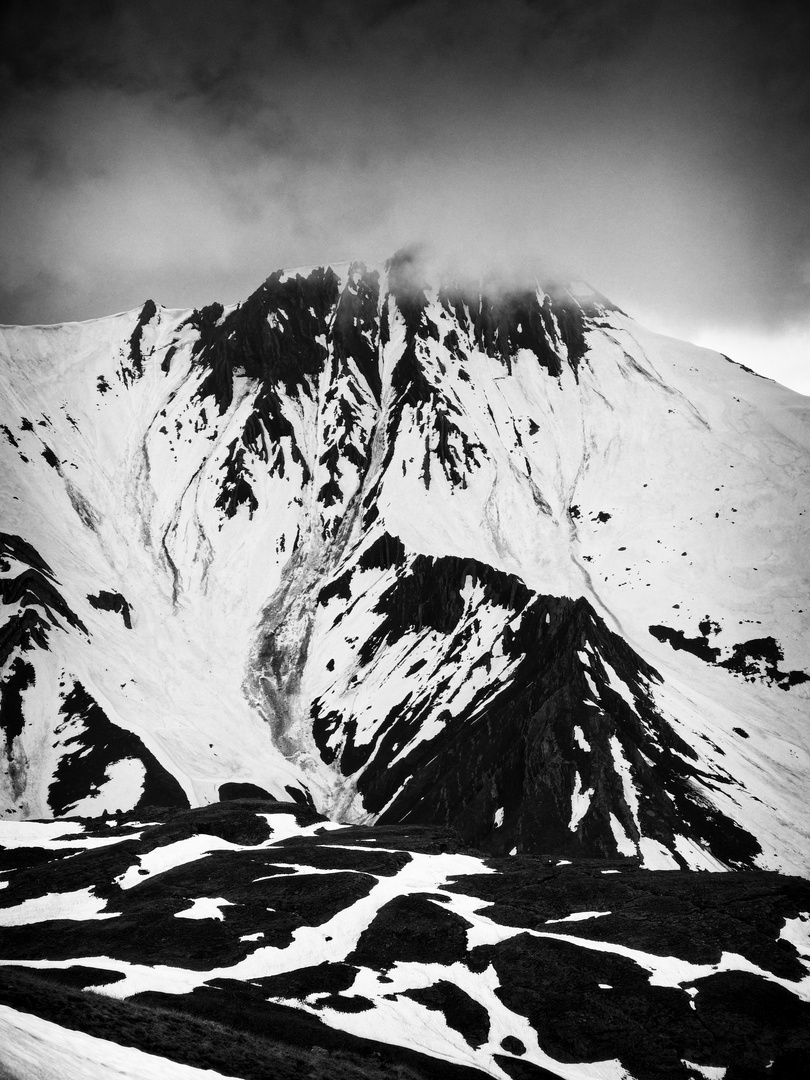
[2,249,809,875]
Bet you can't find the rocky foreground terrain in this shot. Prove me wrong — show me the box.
[1,800,809,1079]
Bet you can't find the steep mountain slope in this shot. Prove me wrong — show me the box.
[1,252,808,874]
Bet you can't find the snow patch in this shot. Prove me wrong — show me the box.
[609,736,641,831]
[545,911,611,924]
[0,821,142,850]
[175,897,233,921]
[0,887,116,926]
[682,1061,727,1079]
[68,758,146,817]
[583,671,600,701]
[573,725,591,752]
[568,772,593,831]
[638,836,680,870]
[673,834,728,872]
[780,913,810,968]
[599,656,637,710]
[115,835,225,889]
[608,814,637,857]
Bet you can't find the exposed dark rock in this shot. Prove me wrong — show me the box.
[349,894,473,968]
[247,963,359,1003]
[188,269,343,518]
[218,782,275,801]
[123,300,158,383]
[0,656,34,754]
[500,1035,526,1055]
[215,439,260,519]
[160,344,177,373]
[723,354,772,380]
[0,533,55,578]
[0,424,18,447]
[41,444,60,470]
[698,616,721,637]
[719,636,809,689]
[650,622,809,689]
[135,800,307,847]
[313,542,759,866]
[332,263,381,403]
[48,681,189,816]
[649,624,721,663]
[494,1057,563,1079]
[87,591,132,628]
[0,608,52,668]
[691,971,810,1076]
[0,568,86,633]
[403,981,490,1047]
[0,536,87,668]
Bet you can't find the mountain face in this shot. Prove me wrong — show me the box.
[1,251,809,877]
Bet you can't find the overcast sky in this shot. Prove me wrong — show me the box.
[1,0,809,392]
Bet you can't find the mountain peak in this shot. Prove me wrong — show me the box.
[1,257,808,879]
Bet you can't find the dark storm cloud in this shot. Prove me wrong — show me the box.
[1,0,809,369]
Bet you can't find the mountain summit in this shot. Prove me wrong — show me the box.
[1,252,809,874]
